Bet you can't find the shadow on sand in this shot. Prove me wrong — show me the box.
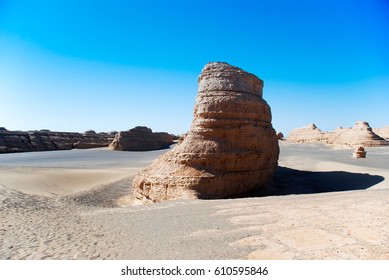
[255,166,385,197]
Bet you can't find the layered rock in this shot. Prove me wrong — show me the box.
[133,62,279,203]
[0,129,114,153]
[108,126,173,151]
[177,133,188,144]
[287,123,328,143]
[287,121,389,147]
[331,121,388,147]
[353,146,366,158]
[373,126,389,140]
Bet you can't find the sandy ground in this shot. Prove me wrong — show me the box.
[1,143,389,259]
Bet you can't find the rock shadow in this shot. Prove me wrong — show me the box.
[254,166,385,197]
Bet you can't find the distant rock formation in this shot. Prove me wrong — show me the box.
[373,126,389,140]
[170,134,180,141]
[287,123,328,143]
[83,130,97,136]
[133,62,279,203]
[108,126,173,151]
[287,121,389,147]
[331,121,388,147]
[0,129,114,153]
[353,146,366,158]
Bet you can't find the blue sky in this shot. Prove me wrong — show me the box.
[1,0,388,135]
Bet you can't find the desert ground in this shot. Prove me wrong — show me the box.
[1,142,388,259]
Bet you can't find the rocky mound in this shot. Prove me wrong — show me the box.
[353,146,366,158]
[0,129,114,153]
[287,123,328,143]
[132,62,279,203]
[373,126,389,140]
[287,122,388,147]
[108,126,173,151]
[332,121,388,147]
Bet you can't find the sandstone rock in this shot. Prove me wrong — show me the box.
[83,130,97,136]
[287,121,389,147]
[331,121,388,147]
[170,134,180,141]
[353,146,366,158]
[287,123,328,143]
[133,62,279,203]
[373,126,389,140]
[108,126,173,151]
[0,129,115,153]
[177,133,188,144]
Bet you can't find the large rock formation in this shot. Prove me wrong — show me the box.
[373,126,389,140]
[287,121,389,147]
[331,121,388,147]
[287,123,328,143]
[108,126,173,151]
[0,129,115,153]
[133,62,279,203]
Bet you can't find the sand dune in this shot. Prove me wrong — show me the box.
[1,143,388,259]
[0,167,136,196]
[0,148,167,196]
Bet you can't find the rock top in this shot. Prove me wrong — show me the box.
[133,62,279,203]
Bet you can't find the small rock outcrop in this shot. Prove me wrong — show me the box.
[276,132,284,140]
[0,129,114,153]
[133,62,279,203]
[108,126,173,151]
[287,122,389,147]
[353,146,366,158]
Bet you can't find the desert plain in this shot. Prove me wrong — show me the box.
[0,141,388,260]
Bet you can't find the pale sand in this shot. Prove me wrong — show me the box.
[1,144,388,259]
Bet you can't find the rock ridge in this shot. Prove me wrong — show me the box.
[0,129,115,153]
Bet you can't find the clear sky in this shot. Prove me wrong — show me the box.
[1,0,388,135]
